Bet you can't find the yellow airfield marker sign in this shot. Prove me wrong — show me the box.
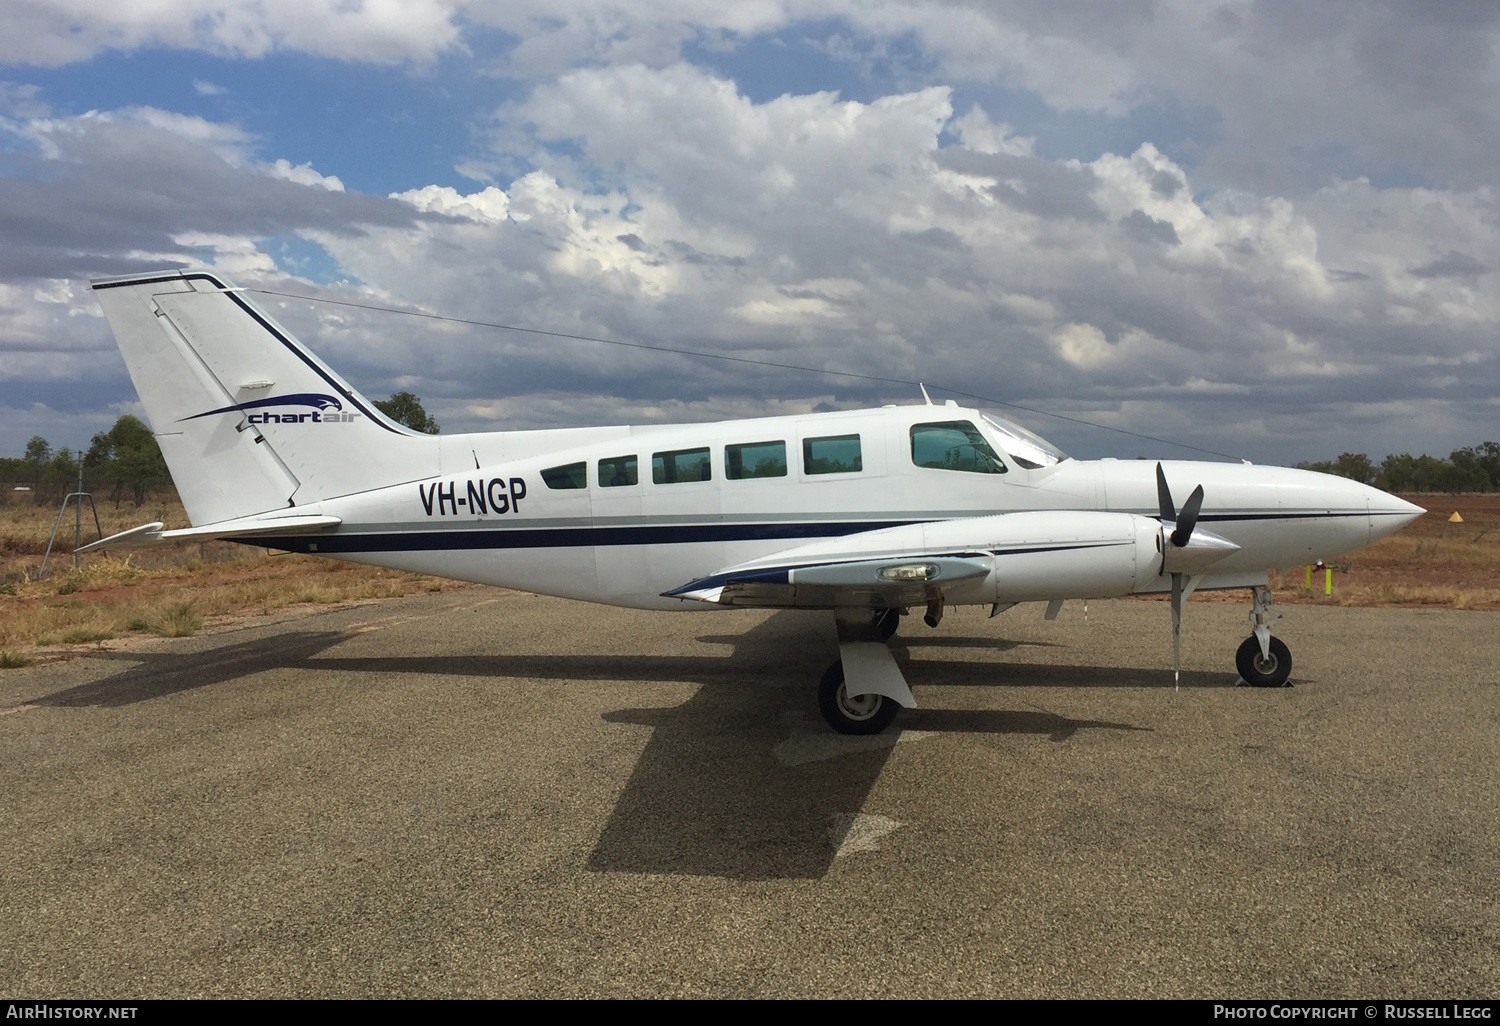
[1449,511,1464,523]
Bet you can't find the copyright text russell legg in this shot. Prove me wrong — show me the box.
[1214,1008,1493,1020]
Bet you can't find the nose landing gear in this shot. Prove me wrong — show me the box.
[1238,585,1292,687]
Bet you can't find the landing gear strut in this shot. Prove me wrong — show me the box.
[1238,585,1291,687]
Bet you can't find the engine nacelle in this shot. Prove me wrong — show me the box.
[914,510,1164,606]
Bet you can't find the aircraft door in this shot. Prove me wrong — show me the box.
[592,452,650,603]
[641,444,723,600]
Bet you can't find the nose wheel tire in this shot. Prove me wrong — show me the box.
[818,660,901,735]
[872,607,901,641]
[1236,635,1292,688]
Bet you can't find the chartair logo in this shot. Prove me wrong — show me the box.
[181,393,362,425]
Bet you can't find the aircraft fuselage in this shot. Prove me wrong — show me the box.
[256,401,1419,609]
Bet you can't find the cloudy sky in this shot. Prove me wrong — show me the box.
[2,1,1497,466]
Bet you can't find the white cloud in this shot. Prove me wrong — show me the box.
[266,158,344,192]
[1049,323,1111,370]
[0,0,462,66]
[169,232,278,275]
[393,184,510,222]
[948,104,1033,157]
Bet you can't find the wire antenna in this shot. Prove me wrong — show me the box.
[248,287,1245,461]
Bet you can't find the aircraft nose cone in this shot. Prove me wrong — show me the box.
[1367,488,1425,539]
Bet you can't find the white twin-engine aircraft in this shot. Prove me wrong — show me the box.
[86,269,1423,734]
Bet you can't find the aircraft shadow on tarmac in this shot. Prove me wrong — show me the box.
[28,611,1202,881]
[27,614,1226,712]
[579,613,1155,880]
[30,630,357,708]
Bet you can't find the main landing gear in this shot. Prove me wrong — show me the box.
[1238,585,1292,687]
[818,607,916,735]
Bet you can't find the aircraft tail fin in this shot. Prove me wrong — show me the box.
[92,269,438,525]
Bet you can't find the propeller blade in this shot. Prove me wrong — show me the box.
[1155,463,1176,525]
[1171,484,1205,548]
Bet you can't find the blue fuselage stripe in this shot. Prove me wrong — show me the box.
[243,520,919,554]
[242,509,1369,556]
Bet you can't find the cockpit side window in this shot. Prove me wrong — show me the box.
[541,461,587,489]
[910,421,1008,474]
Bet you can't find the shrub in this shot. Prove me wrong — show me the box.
[59,628,114,644]
[151,601,203,637]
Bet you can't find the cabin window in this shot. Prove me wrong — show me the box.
[598,455,638,487]
[911,421,1008,474]
[725,440,788,480]
[652,447,712,484]
[803,434,862,475]
[541,461,587,489]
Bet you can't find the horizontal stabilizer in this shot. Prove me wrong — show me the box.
[77,513,341,553]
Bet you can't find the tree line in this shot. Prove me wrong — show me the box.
[1297,442,1500,493]
[3,393,439,506]
[1,416,171,505]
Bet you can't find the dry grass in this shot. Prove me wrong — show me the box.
[0,492,185,562]
[0,489,462,658]
[0,550,455,655]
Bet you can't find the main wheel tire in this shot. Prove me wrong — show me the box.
[872,607,900,641]
[818,660,901,735]
[1236,635,1292,688]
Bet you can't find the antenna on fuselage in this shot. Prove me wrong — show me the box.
[918,382,934,405]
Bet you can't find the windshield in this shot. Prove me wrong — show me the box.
[980,414,1069,469]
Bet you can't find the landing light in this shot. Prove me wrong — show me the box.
[879,564,938,581]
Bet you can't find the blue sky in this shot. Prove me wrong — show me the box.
[14,47,500,195]
[1,1,1497,465]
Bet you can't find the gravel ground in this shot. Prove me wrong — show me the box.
[1,590,1496,998]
